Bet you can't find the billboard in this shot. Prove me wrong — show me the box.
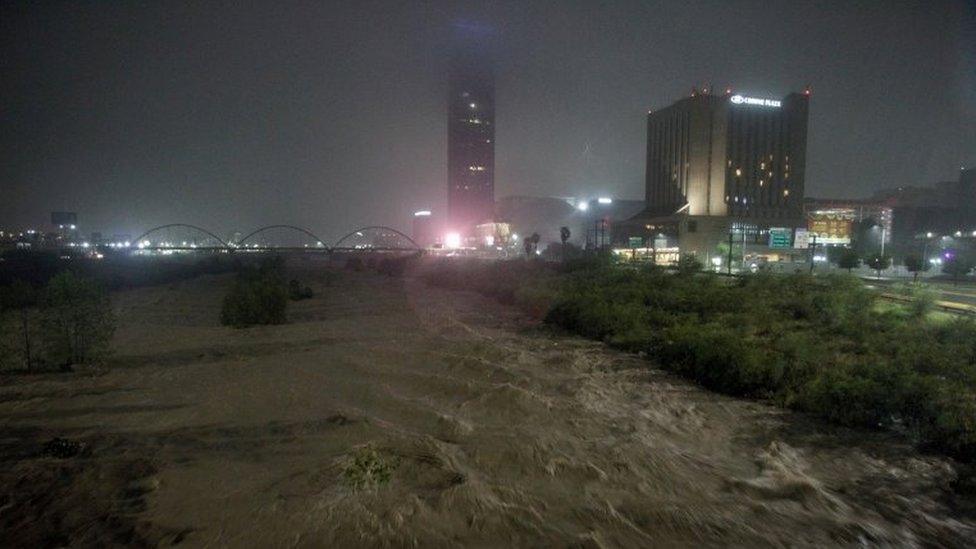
[793,228,810,249]
[807,211,853,245]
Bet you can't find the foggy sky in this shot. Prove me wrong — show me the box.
[2,0,974,241]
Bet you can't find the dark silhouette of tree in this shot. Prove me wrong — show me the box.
[524,233,541,257]
[40,272,115,368]
[837,248,860,273]
[559,227,571,261]
[903,255,928,283]
[866,254,891,279]
[942,256,974,286]
[1,280,37,370]
[676,254,703,275]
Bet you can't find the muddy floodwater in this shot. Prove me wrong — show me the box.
[1,267,974,547]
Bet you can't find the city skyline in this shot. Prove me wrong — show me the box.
[2,1,974,239]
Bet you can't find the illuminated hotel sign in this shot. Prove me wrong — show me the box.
[729,94,781,108]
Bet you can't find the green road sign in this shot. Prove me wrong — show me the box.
[628,236,643,248]
[768,227,792,249]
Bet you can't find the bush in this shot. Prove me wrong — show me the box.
[39,272,115,368]
[288,279,314,301]
[377,254,421,277]
[220,258,288,328]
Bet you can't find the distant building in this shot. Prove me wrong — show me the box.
[871,167,976,258]
[412,210,437,248]
[619,87,811,266]
[447,47,495,232]
[495,195,644,249]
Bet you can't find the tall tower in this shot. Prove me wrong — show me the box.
[447,47,495,231]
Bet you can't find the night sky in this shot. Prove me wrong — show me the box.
[2,1,974,241]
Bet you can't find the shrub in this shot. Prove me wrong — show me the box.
[39,271,115,368]
[341,445,399,489]
[288,279,314,301]
[220,259,288,328]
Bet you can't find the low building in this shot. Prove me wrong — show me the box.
[495,195,644,249]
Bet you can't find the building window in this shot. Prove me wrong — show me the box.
[735,168,742,177]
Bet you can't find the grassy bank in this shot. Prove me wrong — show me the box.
[418,257,976,464]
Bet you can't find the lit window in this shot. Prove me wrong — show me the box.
[760,162,765,170]
[468,166,486,171]
[727,160,732,167]
[759,180,764,187]
[735,168,742,177]
[783,189,790,197]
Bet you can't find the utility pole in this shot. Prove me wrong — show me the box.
[727,227,734,275]
[809,233,817,274]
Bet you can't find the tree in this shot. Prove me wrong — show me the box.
[1,280,37,370]
[942,255,974,286]
[676,253,703,275]
[903,254,928,283]
[39,272,115,368]
[559,226,571,261]
[524,233,541,257]
[866,254,891,279]
[837,248,860,273]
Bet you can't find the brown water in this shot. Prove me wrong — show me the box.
[1,268,973,546]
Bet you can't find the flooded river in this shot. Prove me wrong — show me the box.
[1,269,973,546]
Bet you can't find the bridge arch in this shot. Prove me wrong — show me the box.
[133,224,230,248]
[332,226,421,250]
[236,225,327,248]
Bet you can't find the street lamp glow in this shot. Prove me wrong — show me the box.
[444,232,461,249]
[577,201,589,211]
[598,197,613,204]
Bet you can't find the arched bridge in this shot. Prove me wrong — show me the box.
[131,223,422,253]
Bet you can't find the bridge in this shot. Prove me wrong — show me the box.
[129,223,423,254]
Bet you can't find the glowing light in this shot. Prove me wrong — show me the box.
[729,95,781,107]
[469,102,477,109]
[597,197,612,204]
[577,201,589,211]
[512,233,519,241]
[414,210,432,217]
[485,235,494,246]
[444,232,461,249]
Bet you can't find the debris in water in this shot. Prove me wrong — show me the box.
[43,438,83,459]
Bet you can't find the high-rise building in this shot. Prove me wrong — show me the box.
[619,88,811,263]
[645,89,809,220]
[447,49,495,232]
